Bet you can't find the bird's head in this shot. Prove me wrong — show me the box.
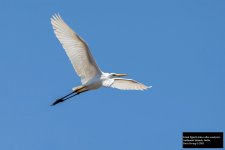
[110,73,127,77]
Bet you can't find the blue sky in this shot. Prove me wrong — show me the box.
[0,0,225,149]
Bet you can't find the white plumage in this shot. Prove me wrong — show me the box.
[111,78,149,90]
[51,14,151,105]
[51,15,101,84]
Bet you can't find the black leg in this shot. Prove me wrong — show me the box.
[51,89,89,106]
[61,92,80,101]
[51,91,75,106]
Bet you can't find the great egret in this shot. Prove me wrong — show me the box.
[50,14,151,106]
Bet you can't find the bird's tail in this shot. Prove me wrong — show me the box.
[72,85,88,93]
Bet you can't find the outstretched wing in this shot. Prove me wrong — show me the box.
[51,14,101,84]
[110,78,151,90]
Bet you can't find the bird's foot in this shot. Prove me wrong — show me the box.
[51,98,65,106]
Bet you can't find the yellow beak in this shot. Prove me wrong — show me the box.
[114,74,127,77]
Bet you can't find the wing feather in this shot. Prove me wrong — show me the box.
[51,14,101,84]
[110,78,151,90]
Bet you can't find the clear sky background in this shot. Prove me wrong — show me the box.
[0,0,224,149]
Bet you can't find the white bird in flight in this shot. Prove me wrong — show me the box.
[50,14,151,106]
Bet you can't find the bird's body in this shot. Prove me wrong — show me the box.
[50,14,151,105]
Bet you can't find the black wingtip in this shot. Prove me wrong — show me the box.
[51,98,65,106]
